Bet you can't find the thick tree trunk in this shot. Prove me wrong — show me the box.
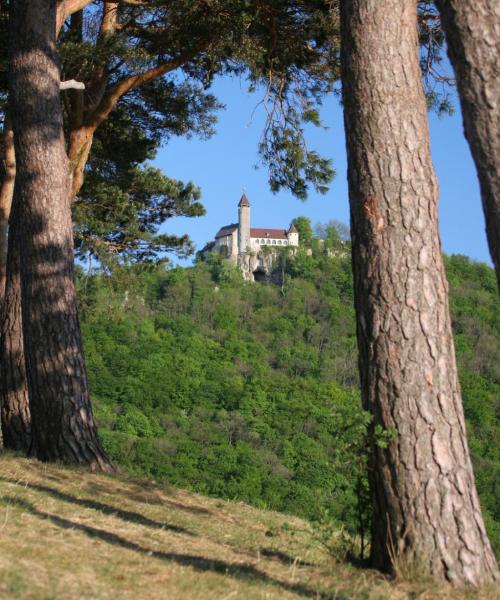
[340,0,498,585]
[9,0,114,471]
[435,0,500,288]
[0,198,30,452]
[0,115,16,309]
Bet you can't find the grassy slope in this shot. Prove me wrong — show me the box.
[0,455,497,600]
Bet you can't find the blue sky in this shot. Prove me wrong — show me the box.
[154,75,491,267]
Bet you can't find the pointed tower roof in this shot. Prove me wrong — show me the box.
[238,193,250,207]
[288,223,298,233]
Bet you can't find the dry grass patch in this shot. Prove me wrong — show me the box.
[0,453,497,599]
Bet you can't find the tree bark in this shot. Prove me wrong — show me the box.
[435,0,500,288]
[340,0,498,585]
[67,125,96,201]
[0,115,16,309]
[9,0,114,471]
[0,197,31,452]
[56,0,94,36]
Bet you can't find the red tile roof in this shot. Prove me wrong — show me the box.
[215,224,238,239]
[251,228,288,240]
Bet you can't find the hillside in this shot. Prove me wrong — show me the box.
[0,455,497,599]
[76,235,500,559]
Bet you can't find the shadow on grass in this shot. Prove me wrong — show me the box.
[3,496,336,599]
[260,548,316,568]
[0,477,193,536]
[87,479,212,515]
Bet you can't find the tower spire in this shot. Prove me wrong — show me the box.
[238,193,250,207]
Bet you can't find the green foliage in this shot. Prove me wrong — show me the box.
[443,254,500,557]
[54,0,340,201]
[291,216,314,246]
[260,127,334,199]
[373,425,398,449]
[79,238,366,528]
[72,97,210,266]
[309,514,359,562]
[74,158,205,266]
[417,2,456,116]
[0,1,455,203]
[78,245,499,559]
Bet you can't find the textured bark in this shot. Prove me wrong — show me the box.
[435,0,500,288]
[340,0,498,585]
[67,125,95,201]
[0,115,16,309]
[9,0,114,471]
[0,199,31,452]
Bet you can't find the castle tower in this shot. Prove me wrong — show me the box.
[238,193,251,254]
[287,223,299,246]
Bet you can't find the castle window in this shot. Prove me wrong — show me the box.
[283,241,288,245]
[255,239,260,244]
[272,240,276,245]
[278,240,282,245]
[261,239,265,244]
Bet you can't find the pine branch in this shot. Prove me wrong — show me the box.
[87,40,212,128]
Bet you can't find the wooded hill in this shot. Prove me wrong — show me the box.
[77,229,499,559]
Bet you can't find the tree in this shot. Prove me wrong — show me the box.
[1,0,338,449]
[0,200,29,451]
[434,0,500,288]
[314,220,350,252]
[292,216,314,247]
[73,107,206,266]
[0,7,11,309]
[0,116,14,309]
[340,0,498,584]
[9,0,113,470]
[56,0,336,203]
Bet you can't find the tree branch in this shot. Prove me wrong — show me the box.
[87,40,212,128]
[56,0,94,36]
[84,3,120,117]
[99,1,120,37]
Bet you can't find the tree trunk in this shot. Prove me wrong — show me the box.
[340,0,498,585]
[0,197,30,452]
[0,115,16,309]
[9,0,114,472]
[435,0,500,288]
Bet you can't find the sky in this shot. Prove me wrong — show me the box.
[154,75,492,267]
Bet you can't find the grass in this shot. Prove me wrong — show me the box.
[0,453,497,600]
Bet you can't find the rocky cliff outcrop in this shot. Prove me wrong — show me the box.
[238,250,285,283]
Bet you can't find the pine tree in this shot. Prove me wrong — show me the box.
[435,0,500,288]
[9,0,114,470]
[340,0,498,584]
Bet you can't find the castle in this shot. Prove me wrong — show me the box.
[209,194,299,281]
[213,194,298,257]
